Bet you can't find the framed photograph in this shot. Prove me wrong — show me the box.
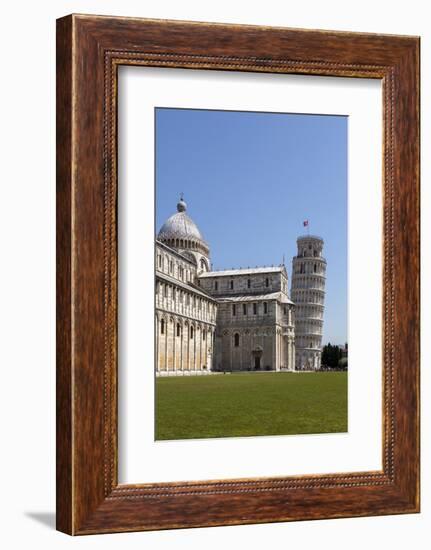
[56,14,420,534]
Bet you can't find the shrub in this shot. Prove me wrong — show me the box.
[338,357,348,370]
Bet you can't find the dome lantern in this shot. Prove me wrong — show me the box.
[177,194,187,212]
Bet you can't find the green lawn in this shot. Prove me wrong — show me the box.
[155,372,347,440]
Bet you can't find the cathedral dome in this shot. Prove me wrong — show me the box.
[157,196,210,261]
[158,198,204,241]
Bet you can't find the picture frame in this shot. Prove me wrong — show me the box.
[56,14,420,535]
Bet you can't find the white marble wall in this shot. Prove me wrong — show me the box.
[155,242,217,374]
[199,271,288,297]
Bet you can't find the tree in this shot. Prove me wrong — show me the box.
[321,343,331,367]
[321,343,343,368]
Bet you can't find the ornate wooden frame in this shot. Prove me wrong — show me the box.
[56,14,420,534]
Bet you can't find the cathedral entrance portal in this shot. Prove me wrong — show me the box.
[252,347,263,370]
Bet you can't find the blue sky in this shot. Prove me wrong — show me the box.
[155,108,347,345]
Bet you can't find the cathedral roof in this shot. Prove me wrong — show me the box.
[158,197,206,243]
[199,266,286,278]
[217,291,294,305]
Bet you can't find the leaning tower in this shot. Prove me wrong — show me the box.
[291,236,326,370]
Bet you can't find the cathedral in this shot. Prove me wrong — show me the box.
[155,196,326,374]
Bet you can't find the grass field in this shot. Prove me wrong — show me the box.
[155,372,347,440]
